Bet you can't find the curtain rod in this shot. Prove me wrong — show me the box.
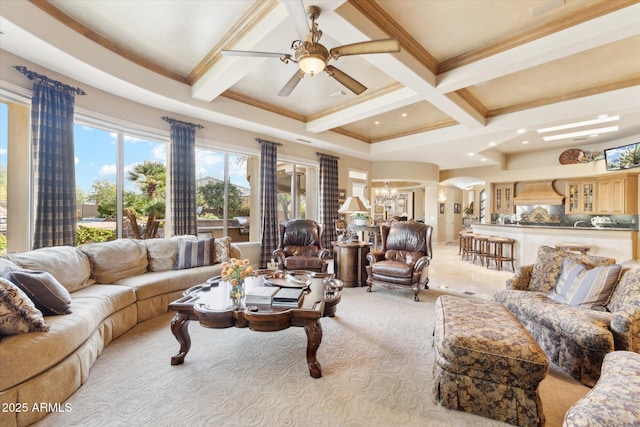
[162,116,204,129]
[255,138,282,146]
[316,152,340,160]
[14,65,86,95]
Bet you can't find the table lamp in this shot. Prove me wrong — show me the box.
[338,196,368,242]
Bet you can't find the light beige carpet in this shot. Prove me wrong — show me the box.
[35,287,589,427]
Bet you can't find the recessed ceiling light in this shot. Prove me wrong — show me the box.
[522,140,529,144]
[480,158,487,162]
[542,126,618,141]
[537,115,619,133]
[468,152,475,156]
[374,121,380,125]
[517,129,526,134]
[488,141,496,147]
[401,113,407,117]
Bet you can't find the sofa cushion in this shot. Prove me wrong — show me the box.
[0,283,136,391]
[606,260,640,313]
[2,268,72,315]
[5,246,92,293]
[215,236,232,263]
[175,237,215,269]
[145,238,179,272]
[0,277,49,335]
[494,289,614,351]
[81,239,148,283]
[548,259,621,311]
[114,264,224,302]
[529,245,616,293]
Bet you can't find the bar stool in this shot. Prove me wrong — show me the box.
[458,230,470,255]
[460,232,475,261]
[555,242,591,255]
[472,234,491,266]
[487,236,515,271]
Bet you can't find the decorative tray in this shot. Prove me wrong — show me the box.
[263,271,312,289]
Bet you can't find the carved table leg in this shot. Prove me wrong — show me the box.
[304,319,323,378]
[170,311,191,365]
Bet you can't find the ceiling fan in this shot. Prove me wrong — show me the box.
[221,4,400,97]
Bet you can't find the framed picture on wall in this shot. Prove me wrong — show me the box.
[374,204,384,214]
[439,203,445,214]
[454,203,461,214]
[338,189,346,202]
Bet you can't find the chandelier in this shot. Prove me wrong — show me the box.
[374,182,397,207]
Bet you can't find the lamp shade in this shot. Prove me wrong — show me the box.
[338,196,368,213]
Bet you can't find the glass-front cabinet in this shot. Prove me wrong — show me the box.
[565,181,596,214]
[493,183,514,214]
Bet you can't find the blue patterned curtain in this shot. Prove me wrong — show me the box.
[258,138,281,268]
[163,117,203,236]
[317,153,340,249]
[15,66,86,249]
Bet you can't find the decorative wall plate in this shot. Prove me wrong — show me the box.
[559,149,584,165]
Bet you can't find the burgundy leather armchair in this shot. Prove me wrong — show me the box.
[273,219,330,272]
[365,221,433,301]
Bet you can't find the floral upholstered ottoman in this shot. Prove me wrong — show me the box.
[433,295,549,427]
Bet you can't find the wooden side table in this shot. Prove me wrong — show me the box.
[332,241,372,287]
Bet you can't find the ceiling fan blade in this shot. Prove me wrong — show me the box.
[282,0,309,40]
[278,71,304,97]
[221,50,290,60]
[325,65,366,95]
[330,39,400,59]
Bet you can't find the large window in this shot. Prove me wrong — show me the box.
[0,103,7,254]
[75,122,167,243]
[195,147,255,242]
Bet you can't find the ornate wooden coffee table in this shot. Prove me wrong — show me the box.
[168,271,342,378]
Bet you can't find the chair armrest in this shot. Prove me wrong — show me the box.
[318,248,331,260]
[272,249,286,270]
[414,256,431,273]
[611,300,640,353]
[366,251,385,265]
[506,265,533,290]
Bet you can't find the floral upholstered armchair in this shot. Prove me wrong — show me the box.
[273,219,330,273]
[365,221,433,301]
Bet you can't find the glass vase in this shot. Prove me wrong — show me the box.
[229,280,245,309]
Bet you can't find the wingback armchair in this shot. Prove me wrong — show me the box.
[365,221,433,301]
[273,219,331,272]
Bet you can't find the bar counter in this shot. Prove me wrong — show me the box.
[471,223,638,266]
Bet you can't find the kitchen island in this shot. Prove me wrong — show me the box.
[471,224,638,266]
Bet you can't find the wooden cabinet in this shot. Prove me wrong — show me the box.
[565,181,596,214]
[493,183,514,214]
[566,173,638,215]
[597,175,638,214]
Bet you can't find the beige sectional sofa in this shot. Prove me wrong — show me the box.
[493,245,640,387]
[0,237,240,427]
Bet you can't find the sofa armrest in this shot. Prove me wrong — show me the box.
[611,300,640,353]
[230,243,242,260]
[506,265,533,290]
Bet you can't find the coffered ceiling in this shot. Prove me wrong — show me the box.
[1,0,639,173]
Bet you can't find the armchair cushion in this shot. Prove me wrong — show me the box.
[606,260,640,312]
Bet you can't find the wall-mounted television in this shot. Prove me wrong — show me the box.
[604,142,640,171]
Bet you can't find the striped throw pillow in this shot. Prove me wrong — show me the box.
[175,238,215,270]
[548,258,621,311]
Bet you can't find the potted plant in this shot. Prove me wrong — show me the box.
[352,213,369,226]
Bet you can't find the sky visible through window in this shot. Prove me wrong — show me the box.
[73,124,249,194]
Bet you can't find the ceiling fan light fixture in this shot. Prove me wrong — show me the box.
[298,54,326,75]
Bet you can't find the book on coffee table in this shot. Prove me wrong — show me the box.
[272,287,304,308]
[245,286,280,304]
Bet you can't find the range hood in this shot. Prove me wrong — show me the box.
[513,181,564,206]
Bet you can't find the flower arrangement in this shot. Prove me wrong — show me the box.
[221,258,257,302]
